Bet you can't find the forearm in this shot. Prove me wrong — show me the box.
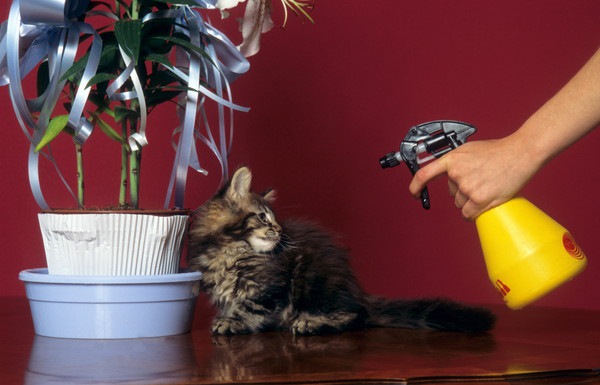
[410,47,600,220]
[511,47,600,171]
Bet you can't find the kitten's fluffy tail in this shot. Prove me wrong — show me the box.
[365,296,496,333]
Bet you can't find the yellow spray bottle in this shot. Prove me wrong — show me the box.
[475,197,586,309]
[380,120,587,309]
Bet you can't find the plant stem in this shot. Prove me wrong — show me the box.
[129,149,141,209]
[76,142,84,208]
[131,0,139,19]
[129,116,141,209]
[119,119,128,208]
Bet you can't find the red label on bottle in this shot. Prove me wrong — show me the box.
[563,232,584,260]
[495,280,511,297]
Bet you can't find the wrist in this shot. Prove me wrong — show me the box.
[507,118,561,171]
[502,130,546,183]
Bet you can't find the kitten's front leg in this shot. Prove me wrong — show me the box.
[209,242,281,335]
[224,241,253,257]
[212,301,274,335]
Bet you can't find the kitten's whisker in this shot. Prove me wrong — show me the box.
[277,239,299,252]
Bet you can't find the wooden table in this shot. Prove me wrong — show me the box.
[1,296,599,384]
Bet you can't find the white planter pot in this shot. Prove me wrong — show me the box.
[38,211,189,275]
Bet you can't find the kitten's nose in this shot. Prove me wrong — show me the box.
[266,229,280,240]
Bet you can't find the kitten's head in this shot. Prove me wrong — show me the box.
[192,167,281,253]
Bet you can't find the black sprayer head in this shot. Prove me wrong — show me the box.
[379,152,401,169]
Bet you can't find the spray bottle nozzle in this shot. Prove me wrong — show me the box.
[379,152,402,169]
[379,120,476,209]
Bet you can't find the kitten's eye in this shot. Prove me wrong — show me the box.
[257,212,269,224]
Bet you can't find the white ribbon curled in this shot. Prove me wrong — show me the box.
[0,0,251,209]
[1,0,98,209]
[164,6,251,209]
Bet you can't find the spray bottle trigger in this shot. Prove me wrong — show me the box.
[405,157,431,209]
[421,188,430,210]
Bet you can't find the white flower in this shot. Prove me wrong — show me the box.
[215,0,246,10]
[237,0,273,57]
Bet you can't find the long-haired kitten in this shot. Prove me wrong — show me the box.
[188,167,495,335]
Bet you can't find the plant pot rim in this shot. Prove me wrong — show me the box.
[20,268,202,285]
[40,208,191,216]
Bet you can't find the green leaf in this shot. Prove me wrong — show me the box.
[146,89,182,107]
[141,24,174,55]
[114,106,139,123]
[115,19,143,65]
[87,93,111,111]
[61,53,88,82]
[148,69,184,88]
[86,72,117,89]
[150,35,216,67]
[145,53,174,69]
[98,42,119,69]
[35,115,70,152]
[95,117,128,146]
[153,84,196,93]
[116,0,130,14]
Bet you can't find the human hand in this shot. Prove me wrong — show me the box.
[408,136,539,220]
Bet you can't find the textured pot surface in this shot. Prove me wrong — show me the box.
[38,211,190,275]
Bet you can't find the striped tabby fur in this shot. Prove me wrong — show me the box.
[188,167,495,335]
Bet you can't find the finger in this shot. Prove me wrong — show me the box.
[454,191,468,209]
[409,158,449,197]
[448,179,458,198]
[461,200,483,222]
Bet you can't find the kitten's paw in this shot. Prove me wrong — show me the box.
[291,313,326,335]
[291,318,313,335]
[211,317,250,335]
[291,312,358,335]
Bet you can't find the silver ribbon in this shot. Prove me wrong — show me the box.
[162,6,250,209]
[1,0,250,209]
[1,0,99,209]
[105,44,148,151]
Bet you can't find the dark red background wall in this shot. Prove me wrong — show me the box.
[2,1,599,311]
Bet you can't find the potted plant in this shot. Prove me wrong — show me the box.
[1,0,314,338]
[0,0,314,276]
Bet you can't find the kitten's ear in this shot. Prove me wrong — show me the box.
[262,188,277,203]
[226,167,252,202]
